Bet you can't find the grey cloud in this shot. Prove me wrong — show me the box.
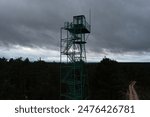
[87,0,150,53]
[0,0,150,55]
[0,0,73,49]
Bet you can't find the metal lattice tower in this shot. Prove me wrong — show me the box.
[60,15,91,99]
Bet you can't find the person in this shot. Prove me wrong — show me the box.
[128,81,139,100]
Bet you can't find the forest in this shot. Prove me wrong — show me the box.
[0,57,150,100]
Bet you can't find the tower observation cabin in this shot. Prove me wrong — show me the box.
[65,15,90,34]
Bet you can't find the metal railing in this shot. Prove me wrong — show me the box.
[64,21,91,32]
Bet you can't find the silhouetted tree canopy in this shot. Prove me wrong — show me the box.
[0,57,150,99]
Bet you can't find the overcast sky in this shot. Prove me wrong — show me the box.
[0,0,150,62]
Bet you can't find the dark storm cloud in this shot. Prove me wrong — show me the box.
[0,0,74,49]
[87,0,150,53]
[0,0,150,53]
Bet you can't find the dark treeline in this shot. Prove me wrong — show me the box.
[0,57,150,100]
[0,57,60,100]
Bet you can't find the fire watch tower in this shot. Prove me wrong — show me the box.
[60,15,91,99]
